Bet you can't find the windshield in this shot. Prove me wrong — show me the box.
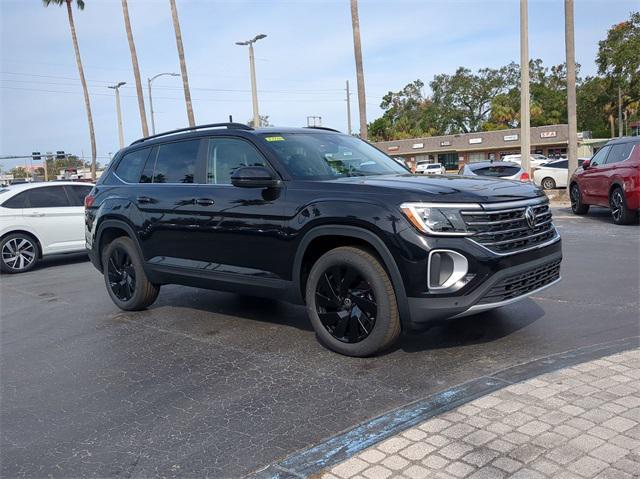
[261,132,408,179]
[471,165,521,177]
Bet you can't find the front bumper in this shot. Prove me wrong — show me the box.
[403,234,562,330]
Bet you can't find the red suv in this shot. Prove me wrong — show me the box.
[570,137,639,224]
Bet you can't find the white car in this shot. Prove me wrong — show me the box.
[533,158,585,190]
[459,161,529,181]
[502,154,549,168]
[0,181,93,273]
[416,162,445,175]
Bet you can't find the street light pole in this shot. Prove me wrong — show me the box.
[564,0,578,193]
[236,34,267,128]
[147,72,180,135]
[108,82,126,149]
[520,0,531,175]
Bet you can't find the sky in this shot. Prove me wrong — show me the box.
[0,0,637,170]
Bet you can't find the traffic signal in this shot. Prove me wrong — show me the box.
[56,151,65,159]
[32,152,41,161]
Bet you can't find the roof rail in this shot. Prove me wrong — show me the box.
[303,126,341,133]
[130,122,254,145]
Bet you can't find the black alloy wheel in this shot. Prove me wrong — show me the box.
[315,264,377,343]
[570,183,589,215]
[610,187,636,225]
[107,246,136,301]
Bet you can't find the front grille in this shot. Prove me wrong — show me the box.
[478,259,561,305]
[462,200,557,254]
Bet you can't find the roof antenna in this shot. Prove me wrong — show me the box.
[229,115,233,122]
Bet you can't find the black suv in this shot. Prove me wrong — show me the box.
[86,123,562,356]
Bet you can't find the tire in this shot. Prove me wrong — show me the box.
[0,233,39,274]
[305,246,401,357]
[541,177,556,190]
[102,236,159,311]
[570,183,589,215]
[610,187,637,225]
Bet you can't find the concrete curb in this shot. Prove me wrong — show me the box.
[248,336,639,479]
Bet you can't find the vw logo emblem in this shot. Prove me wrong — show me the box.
[524,206,536,229]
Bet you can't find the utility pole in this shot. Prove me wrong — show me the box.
[148,72,180,135]
[564,0,578,193]
[520,0,531,175]
[618,87,623,137]
[169,0,195,128]
[236,34,267,128]
[108,82,126,148]
[350,0,368,140]
[346,80,352,135]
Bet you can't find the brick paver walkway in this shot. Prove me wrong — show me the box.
[322,349,640,479]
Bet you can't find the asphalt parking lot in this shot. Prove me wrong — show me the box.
[1,207,639,478]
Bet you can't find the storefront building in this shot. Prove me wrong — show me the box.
[373,124,590,171]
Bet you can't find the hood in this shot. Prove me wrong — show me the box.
[325,174,545,203]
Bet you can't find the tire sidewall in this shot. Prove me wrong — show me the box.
[571,184,586,214]
[542,177,556,190]
[0,233,39,274]
[305,249,395,357]
[610,187,633,225]
[102,237,150,310]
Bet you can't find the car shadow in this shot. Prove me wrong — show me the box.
[34,252,89,270]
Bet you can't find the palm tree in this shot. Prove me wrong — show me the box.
[169,0,195,127]
[43,0,97,180]
[121,0,149,137]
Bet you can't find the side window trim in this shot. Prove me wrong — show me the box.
[204,136,276,186]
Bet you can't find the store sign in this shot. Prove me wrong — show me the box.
[440,141,451,147]
[412,143,424,149]
[387,146,399,151]
[469,138,482,144]
[540,131,557,138]
[504,134,518,141]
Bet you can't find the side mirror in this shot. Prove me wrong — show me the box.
[582,159,591,170]
[231,166,281,188]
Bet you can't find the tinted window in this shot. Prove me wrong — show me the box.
[115,148,152,183]
[26,186,70,208]
[153,140,200,183]
[547,160,568,169]
[472,165,521,177]
[207,138,268,184]
[2,191,28,209]
[605,143,635,165]
[590,146,610,166]
[66,185,93,206]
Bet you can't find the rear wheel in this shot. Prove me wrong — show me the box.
[570,183,589,215]
[541,177,556,190]
[102,237,159,310]
[305,246,401,357]
[610,187,637,225]
[0,233,39,274]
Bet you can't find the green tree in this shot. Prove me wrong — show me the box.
[43,0,97,180]
[9,167,29,179]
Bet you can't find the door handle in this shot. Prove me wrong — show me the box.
[136,196,154,204]
[27,212,45,217]
[194,198,215,206]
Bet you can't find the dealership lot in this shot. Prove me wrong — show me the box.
[1,208,638,478]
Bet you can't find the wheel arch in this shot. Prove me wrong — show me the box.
[293,225,410,327]
[95,219,142,271]
[1,229,43,258]
[608,180,625,200]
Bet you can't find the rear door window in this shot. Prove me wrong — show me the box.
[152,140,200,183]
[26,186,70,208]
[115,148,152,183]
[547,160,567,168]
[2,191,28,208]
[65,185,93,206]
[605,143,635,165]
[206,138,268,184]
[472,165,520,177]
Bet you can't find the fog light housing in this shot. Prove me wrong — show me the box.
[428,250,473,293]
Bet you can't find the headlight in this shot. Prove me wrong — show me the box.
[400,202,480,236]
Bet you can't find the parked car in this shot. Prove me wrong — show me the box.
[503,154,549,168]
[570,137,639,225]
[416,162,445,175]
[533,158,585,190]
[86,123,562,357]
[459,161,530,181]
[0,181,93,273]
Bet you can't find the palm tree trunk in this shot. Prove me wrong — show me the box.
[609,114,615,138]
[66,0,96,180]
[169,0,195,127]
[121,0,149,137]
[350,0,368,140]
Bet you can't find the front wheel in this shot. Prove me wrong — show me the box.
[610,187,637,225]
[541,177,556,190]
[305,246,401,357]
[570,183,589,215]
[102,237,159,310]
